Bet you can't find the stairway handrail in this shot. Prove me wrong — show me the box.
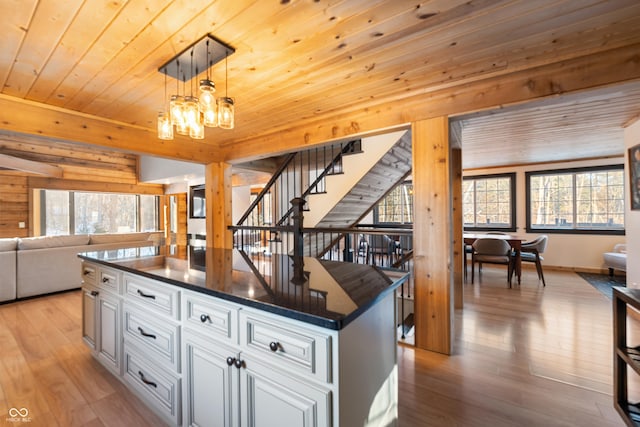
[276,140,358,226]
[236,152,297,226]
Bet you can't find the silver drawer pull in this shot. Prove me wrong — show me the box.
[137,326,157,339]
[138,371,157,388]
[137,289,156,299]
[200,314,211,323]
[269,341,280,352]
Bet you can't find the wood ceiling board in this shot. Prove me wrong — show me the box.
[2,0,83,98]
[457,82,640,169]
[0,0,38,89]
[222,43,640,162]
[25,0,129,103]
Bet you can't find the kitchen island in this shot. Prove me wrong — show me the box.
[79,245,407,427]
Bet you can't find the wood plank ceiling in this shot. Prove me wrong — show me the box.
[1,0,640,168]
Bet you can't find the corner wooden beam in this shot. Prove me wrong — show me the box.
[27,177,164,195]
[205,162,232,249]
[0,153,63,177]
[412,117,453,355]
[0,94,222,164]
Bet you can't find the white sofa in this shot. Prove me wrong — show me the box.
[0,232,163,302]
[603,243,627,276]
[0,238,17,302]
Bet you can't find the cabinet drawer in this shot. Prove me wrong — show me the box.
[183,291,238,344]
[124,305,180,372]
[123,344,181,426]
[99,268,121,294]
[124,274,179,319]
[81,263,97,286]
[240,311,333,384]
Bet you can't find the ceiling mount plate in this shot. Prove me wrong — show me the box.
[159,34,235,81]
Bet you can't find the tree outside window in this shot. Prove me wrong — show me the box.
[527,165,624,234]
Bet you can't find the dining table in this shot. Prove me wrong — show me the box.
[463,232,527,284]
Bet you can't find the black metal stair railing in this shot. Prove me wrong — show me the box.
[235,140,361,234]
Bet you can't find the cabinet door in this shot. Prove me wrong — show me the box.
[183,331,239,427]
[82,287,98,350]
[240,357,331,427]
[97,292,121,374]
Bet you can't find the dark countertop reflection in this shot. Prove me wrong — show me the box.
[79,246,409,330]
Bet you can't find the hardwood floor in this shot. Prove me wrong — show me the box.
[399,267,637,427]
[0,268,634,426]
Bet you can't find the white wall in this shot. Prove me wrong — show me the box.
[139,156,204,183]
[625,119,640,287]
[465,157,626,271]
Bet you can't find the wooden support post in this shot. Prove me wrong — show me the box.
[451,147,463,310]
[205,162,232,249]
[412,117,453,355]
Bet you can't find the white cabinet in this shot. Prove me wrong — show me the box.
[82,287,97,350]
[96,290,122,374]
[182,291,332,427]
[81,262,123,376]
[240,356,331,427]
[121,273,182,426]
[81,260,399,427]
[183,330,239,427]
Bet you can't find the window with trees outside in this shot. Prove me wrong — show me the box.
[374,181,413,224]
[463,173,515,231]
[41,190,159,236]
[526,165,624,234]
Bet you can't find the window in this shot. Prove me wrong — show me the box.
[374,181,413,224]
[41,190,159,236]
[463,173,515,231]
[526,165,624,234]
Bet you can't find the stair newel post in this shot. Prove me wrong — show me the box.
[290,197,307,285]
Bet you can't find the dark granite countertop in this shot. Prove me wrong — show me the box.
[78,246,409,330]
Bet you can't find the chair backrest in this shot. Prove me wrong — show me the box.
[523,235,548,253]
[472,238,511,256]
[370,234,394,254]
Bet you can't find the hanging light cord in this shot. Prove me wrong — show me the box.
[225,50,228,98]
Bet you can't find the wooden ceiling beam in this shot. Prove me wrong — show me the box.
[0,94,222,164]
[0,153,63,177]
[221,43,640,163]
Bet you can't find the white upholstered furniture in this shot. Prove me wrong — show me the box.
[0,232,162,302]
[604,243,627,276]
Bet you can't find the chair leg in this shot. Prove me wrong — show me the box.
[471,256,475,284]
[536,257,546,287]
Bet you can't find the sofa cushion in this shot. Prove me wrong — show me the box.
[0,237,17,252]
[18,234,90,250]
[604,252,627,271]
[89,232,150,245]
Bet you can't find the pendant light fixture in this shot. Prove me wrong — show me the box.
[157,67,174,140]
[217,50,234,130]
[157,34,235,140]
[199,39,218,128]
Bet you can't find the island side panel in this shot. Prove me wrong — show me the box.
[338,291,398,427]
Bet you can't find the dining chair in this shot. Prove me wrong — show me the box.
[368,234,396,267]
[471,238,514,287]
[518,235,548,286]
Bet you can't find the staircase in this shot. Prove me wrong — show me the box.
[235,129,412,256]
[308,130,412,228]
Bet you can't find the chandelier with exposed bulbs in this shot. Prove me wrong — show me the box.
[157,34,235,140]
